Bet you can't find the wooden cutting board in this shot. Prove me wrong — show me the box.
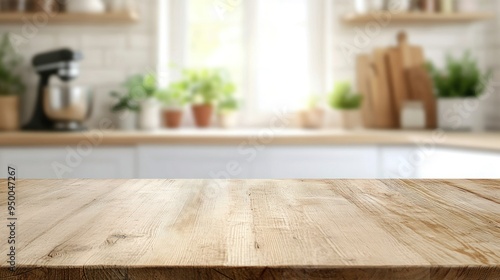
[407,66,437,129]
[387,47,409,120]
[372,48,398,128]
[356,54,375,128]
[1,179,499,279]
[387,32,430,120]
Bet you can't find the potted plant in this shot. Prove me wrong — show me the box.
[109,91,139,130]
[122,74,161,131]
[217,96,240,128]
[157,82,189,129]
[183,68,235,128]
[216,84,239,128]
[329,81,363,129]
[427,51,491,131]
[0,34,25,131]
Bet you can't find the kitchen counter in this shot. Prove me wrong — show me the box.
[1,129,500,151]
[1,179,498,279]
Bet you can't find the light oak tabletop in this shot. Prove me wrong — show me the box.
[0,179,499,279]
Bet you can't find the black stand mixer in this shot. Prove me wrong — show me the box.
[24,49,91,131]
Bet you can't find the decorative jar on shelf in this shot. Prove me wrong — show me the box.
[66,0,105,13]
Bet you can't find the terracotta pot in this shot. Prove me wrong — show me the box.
[0,96,20,131]
[299,108,325,129]
[163,110,183,129]
[192,104,213,128]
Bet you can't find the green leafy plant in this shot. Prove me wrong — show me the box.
[0,34,25,96]
[110,73,159,113]
[218,95,240,113]
[329,81,362,110]
[306,94,322,109]
[182,68,236,105]
[427,51,492,98]
[157,81,190,109]
[109,91,139,112]
[122,73,158,100]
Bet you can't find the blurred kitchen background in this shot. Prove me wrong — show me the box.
[1,0,500,179]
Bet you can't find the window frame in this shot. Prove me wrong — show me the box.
[160,0,329,126]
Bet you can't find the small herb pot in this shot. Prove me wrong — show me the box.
[115,110,137,131]
[163,109,184,129]
[192,104,213,128]
[217,111,238,129]
[138,98,161,131]
[338,109,362,130]
[438,97,484,131]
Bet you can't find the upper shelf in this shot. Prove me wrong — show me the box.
[343,12,495,24]
[0,11,138,24]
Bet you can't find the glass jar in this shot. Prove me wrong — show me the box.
[401,101,426,130]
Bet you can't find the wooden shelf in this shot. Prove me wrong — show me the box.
[0,11,138,24]
[343,12,495,24]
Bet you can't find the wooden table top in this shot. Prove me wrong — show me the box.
[0,179,499,279]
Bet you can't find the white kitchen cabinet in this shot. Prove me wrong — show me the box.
[253,146,379,179]
[0,147,136,179]
[138,146,252,179]
[417,148,500,179]
[138,145,378,179]
[379,146,420,179]
[1,144,499,180]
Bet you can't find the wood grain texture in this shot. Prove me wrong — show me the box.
[342,12,495,24]
[0,179,498,279]
[0,12,138,24]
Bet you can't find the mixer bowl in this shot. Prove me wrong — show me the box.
[43,86,93,130]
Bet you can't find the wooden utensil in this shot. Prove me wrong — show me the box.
[407,66,437,129]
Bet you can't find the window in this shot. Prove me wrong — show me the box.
[166,0,325,122]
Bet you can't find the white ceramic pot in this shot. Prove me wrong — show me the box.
[438,98,484,131]
[138,98,161,131]
[217,111,239,129]
[115,110,137,131]
[66,0,105,13]
[338,109,363,130]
